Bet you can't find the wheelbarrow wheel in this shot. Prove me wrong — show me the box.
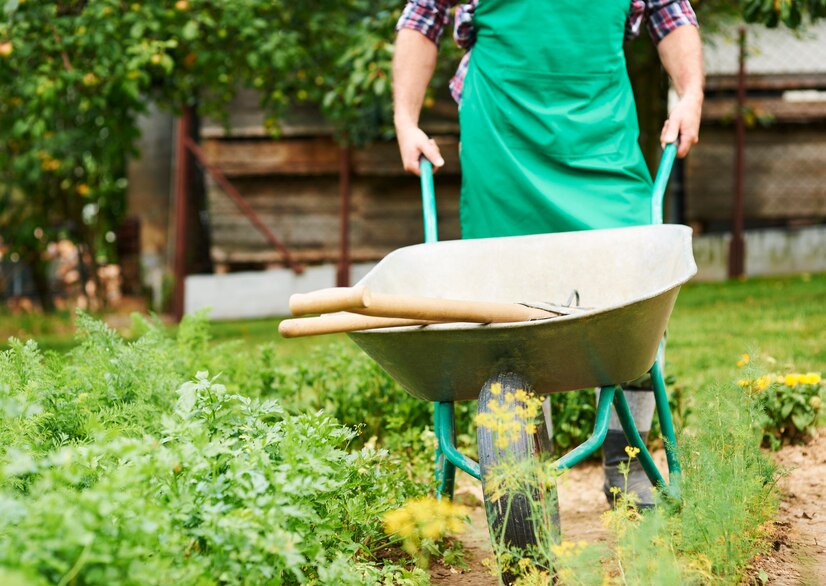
[477,372,559,584]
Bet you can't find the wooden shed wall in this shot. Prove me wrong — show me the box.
[202,135,462,269]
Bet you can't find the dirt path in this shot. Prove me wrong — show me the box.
[431,437,826,585]
[430,461,614,585]
[750,428,826,586]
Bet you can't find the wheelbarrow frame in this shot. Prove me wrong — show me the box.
[412,143,684,500]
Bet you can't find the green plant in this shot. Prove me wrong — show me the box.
[738,364,823,449]
[0,312,457,584]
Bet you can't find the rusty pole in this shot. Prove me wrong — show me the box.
[336,146,352,287]
[173,106,193,322]
[729,27,747,279]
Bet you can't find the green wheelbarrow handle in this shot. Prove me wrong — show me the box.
[418,139,680,239]
[419,157,438,244]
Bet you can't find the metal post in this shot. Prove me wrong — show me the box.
[729,27,747,279]
[173,106,193,322]
[336,146,352,287]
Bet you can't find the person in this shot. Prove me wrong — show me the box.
[392,0,704,507]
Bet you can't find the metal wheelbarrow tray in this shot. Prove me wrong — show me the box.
[349,224,697,402]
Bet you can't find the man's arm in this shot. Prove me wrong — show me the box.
[394,29,445,175]
[657,24,705,158]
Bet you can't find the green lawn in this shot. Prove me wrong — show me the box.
[667,273,826,394]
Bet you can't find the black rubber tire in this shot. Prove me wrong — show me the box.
[477,372,559,584]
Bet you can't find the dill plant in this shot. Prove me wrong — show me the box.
[473,377,780,585]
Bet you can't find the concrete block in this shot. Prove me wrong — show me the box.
[692,225,826,281]
[184,262,377,320]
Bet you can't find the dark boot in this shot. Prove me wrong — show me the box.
[602,429,655,509]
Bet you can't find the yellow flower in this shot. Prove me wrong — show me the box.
[490,382,502,396]
[382,496,468,556]
[755,375,771,391]
[784,374,800,388]
[800,372,822,385]
[624,446,640,459]
[476,388,544,448]
[737,353,750,367]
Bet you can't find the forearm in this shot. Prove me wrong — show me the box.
[657,24,704,156]
[657,25,704,101]
[393,28,439,131]
[392,28,444,174]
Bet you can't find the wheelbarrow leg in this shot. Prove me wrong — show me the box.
[613,381,680,500]
[434,401,482,499]
[553,385,615,470]
[651,358,682,482]
[612,389,666,489]
[434,401,457,499]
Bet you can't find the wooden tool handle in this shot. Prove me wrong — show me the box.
[289,285,560,323]
[278,313,434,338]
[289,286,370,316]
[359,291,555,323]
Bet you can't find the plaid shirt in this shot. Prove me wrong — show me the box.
[397,1,698,102]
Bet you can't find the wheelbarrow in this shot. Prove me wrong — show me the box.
[282,142,696,577]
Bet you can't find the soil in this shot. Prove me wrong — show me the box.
[430,432,826,585]
[748,428,826,586]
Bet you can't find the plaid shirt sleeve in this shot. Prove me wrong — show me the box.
[644,0,699,43]
[396,0,458,46]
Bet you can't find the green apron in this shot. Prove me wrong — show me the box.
[459,0,654,238]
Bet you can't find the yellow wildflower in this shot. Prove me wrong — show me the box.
[624,446,640,459]
[784,374,800,388]
[476,388,544,449]
[490,382,502,396]
[737,353,750,367]
[382,496,468,557]
[800,372,822,385]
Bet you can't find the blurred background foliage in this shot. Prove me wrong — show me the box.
[1,0,824,311]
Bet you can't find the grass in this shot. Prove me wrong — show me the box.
[4,272,824,378]
[668,273,826,388]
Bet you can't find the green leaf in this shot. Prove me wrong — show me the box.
[182,20,199,41]
[3,0,19,16]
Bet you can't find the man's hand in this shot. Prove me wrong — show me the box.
[657,24,705,158]
[661,91,703,158]
[396,125,445,176]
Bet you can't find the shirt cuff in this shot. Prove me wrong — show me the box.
[396,2,452,46]
[647,0,699,44]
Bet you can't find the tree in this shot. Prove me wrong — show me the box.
[0,0,406,309]
[695,0,826,28]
